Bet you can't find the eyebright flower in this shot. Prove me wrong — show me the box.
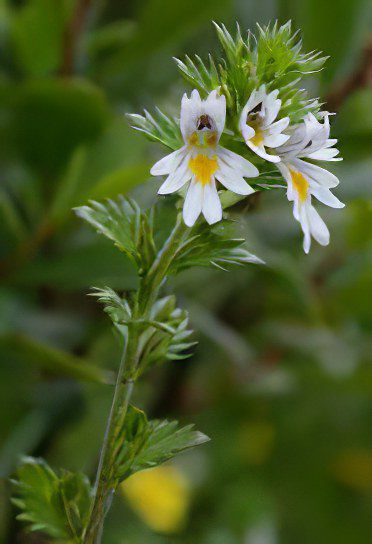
[276,112,344,253]
[150,89,258,227]
[239,85,290,163]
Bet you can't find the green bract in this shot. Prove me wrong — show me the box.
[130,21,327,153]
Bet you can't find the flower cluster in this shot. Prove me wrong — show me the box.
[132,22,344,253]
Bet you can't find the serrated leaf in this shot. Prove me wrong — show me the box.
[74,196,156,272]
[174,54,220,95]
[90,287,132,325]
[136,296,195,374]
[169,221,263,273]
[175,20,325,127]
[127,108,183,151]
[12,457,91,541]
[115,406,209,481]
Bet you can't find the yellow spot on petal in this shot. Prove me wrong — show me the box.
[250,129,264,146]
[290,168,309,203]
[188,131,218,148]
[188,132,198,146]
[206,132,218,147]
[189,154,218,185]
[121,465,191,534]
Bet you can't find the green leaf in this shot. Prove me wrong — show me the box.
[115,406,209,481]
[74,197,157,272]
[59,471,92,541]
[0,333,111,384]
[12,457,91,541]
[175,21,325,125]
[10,0,72,76]
[174,53,220,96]
[137,295,195,374]
[127,108,183,151]
[13,79,110,176]
[0,189,28,243]
[169,221,264,273]
[90,287,132,325]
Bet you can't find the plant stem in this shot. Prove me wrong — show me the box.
[83,214,188,544]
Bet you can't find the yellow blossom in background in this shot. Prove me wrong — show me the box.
[121,465,191,534]
[331,449,372,493]
[236,421,275,465]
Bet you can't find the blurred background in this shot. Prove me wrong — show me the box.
[0,1,372,543]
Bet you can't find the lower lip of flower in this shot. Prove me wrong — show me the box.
[188,154,218,185]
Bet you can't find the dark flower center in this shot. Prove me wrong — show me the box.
[197,114,213,130]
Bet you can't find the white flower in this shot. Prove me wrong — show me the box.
[151,89,258,227]
[239,85,290,163]
[276,112,344,253]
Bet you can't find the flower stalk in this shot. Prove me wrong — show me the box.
[83,214,189,544]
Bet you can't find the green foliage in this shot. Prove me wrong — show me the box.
[170,221,263,273]
[174,53,220,98]
[1,333,110,384]
[90,289,195,371]
[12,457,91,542]
[13,79,110,176]
[175,20,326,124]
[131,20,326,151]
[75,197,156,273]
[90,287,132,325]
[254,21,326,84]
[114,405,209,481]
[137,295,195,374]
[127,108,183,150]
[10,0,72,76]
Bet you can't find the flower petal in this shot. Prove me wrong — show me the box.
[263,133,290,148]
[218,147,259,178]
[158,154,191,194]
[216,161,255,195]
[202,180,222,224]
[151,147,186,175]
[307,147,341,161]
[310,186,345,208]
[247,140,281,163]
[292,158,339,188]
[299,205,311,254]
[183,180,203,227]
[277,162,294,201]
[266,116,290,135]
[203,90,226,139]
[262,89,281,126]
[307,205,330,246]
[241,124,255,142]
[180,91,201,142]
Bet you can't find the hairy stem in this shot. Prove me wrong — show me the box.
[83,214,188,544]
